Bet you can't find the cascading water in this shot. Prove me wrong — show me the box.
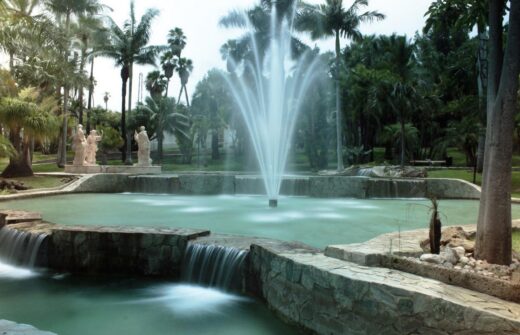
[0,226,47,268]
[224,5,321,207]
[182,243,247,291]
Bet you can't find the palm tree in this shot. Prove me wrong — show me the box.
[160,50,177,98]
[298,0,385,171]
[176,57,193,107]
[371,35,418,166]
[167,27,186,57]
[135,96,188,162]
[98,0,163,163]
[103,91,109,110]
[72,14,108,126]
[45,0,106,167]
[145,70,167,99]
[0,87,59,177]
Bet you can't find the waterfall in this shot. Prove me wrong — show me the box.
[0,226,47,268]
[182,243,248,291]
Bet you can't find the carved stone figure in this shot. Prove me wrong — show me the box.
[85,130,103,165]
[72,124,87,166]
[134,126,152,167]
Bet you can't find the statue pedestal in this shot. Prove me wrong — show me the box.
[65,165,161,174]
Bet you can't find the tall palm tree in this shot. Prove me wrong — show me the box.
[135,96,188,162]
[72,14,108,126]
[45,0,106,167]
[176,57,193,107]
[145,70,167,99]
[298,0,385,171]
[167,27,186,57]
[371,35,418,166]
[98,0,163,163]
[0,87,59,177]
[160,50,177,98]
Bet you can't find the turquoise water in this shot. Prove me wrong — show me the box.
[0,273,299,335]
[1,193,516,248]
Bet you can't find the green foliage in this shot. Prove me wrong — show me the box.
[98,126,123,152]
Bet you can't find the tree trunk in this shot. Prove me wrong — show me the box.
[400,118,406,167]
[125,63,134,165]
[87,58,95,133]
[211,129,219,160]
[78,38,88,125]
[476,30,489,173]
[57,86,69,167]
[2,133,33,178]
[184,84,190,107]
[475,0,520,265]
[158,132,163,163]
[178,86,183,105]
[335,31,344,171]
[121,66,129,162]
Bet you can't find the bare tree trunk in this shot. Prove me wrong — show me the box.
[87,58,94,133]
[125,64,134,165]
[335,31,344,171]
[184,84,190,107]
[476,30,489,173]
[400,118,406,167]
[476,0,520,265]
[121,67,129,162]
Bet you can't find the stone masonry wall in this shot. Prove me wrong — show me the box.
[70,174,481,199]
[46,225,209,276]
[249,242,520,335]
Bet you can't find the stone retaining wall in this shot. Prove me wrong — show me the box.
[12,222,209,277]
[5,218,520,335]
[249,242,520,335]
[69,173,481,199]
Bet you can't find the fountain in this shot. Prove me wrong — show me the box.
[0,226,47,268]
[224,5,321,207]
[182,243,247,290]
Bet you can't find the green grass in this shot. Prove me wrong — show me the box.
[428,169,520,198]
[513,231,520,253]
[11,175,72,189]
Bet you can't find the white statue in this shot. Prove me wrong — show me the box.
[134,126,152,166]
[85,130,103,165]
[72,124,87,166]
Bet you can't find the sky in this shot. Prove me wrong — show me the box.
[4,0,436,112]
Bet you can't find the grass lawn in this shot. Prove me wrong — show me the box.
[513,231,520,253]
[10,175,73,189]
[428,169,520,198]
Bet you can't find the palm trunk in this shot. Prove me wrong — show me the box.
[2,131,33,177]
[158,132,163,163]
[335,30,344,171]
[476,0,520,265]
[400,118,406,167]
[184,85,190,107]
[476,29,488,173]
[121,66,129,162]
[57,12,71,168]
[178,86,183,105]
[87,58,94,133]
[78,38,88,125]
[125,63,134,165]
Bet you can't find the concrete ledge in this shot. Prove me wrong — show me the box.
[64,165,161,174]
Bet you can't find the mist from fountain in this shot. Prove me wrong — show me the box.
[224,5,321,207]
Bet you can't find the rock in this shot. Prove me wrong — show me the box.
[459,256,469,265]
[440,248,459,265]
[452,246,466,258]
[511,270,520,284]
[420,253,443,264]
